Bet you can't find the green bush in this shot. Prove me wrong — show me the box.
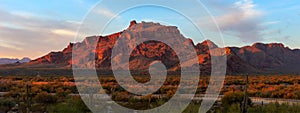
[47,96,91,113]
[0,98,16,112]
[34,92,58,104]
[248,102,300,113]
[221,91,252,112]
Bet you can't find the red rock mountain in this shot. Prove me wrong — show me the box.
[229,43,300,74]
[26,21,300,75]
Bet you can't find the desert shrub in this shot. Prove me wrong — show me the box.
[34,92,57,104]
[221,91,252,112]
[47,98,91,113]
[248,102,300,113]
[0,98,15,112]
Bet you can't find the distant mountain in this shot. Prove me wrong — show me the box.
[0,57,31,64]
[2,21,300,75]
[229,43,300,74]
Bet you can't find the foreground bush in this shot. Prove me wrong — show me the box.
[248,102,300,113]
[221,91,252,112]
[47,96,91,113]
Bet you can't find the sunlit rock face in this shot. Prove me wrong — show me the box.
[26,21,300,75]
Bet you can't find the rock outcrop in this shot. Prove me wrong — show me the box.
[22,21,300,75]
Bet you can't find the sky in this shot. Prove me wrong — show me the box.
[0,0,299,59]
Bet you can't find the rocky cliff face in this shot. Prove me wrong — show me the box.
[27,21,300,75]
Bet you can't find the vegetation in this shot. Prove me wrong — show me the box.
[248,102,300,113]
[47,96,91,113]
[0,98,16,113]
[221,92,252,112]
[1,75,300,112]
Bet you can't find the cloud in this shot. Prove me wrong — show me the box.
[94,7,120,18]
[260,21,280,26]
[0,40,23,51]
[52,29,77,36]
[216,0,263,42]
[0,9,81,59]
[202,0,264,42]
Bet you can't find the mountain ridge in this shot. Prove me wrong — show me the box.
[1,21,300,75]
[0,57,31,65]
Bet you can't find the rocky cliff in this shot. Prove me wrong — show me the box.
[25,21,300,75]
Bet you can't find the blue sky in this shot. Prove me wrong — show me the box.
[0,0,299,59]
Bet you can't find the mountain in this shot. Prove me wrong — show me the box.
[30,21,203,73]
[1,21,300,75]
[27,21,240,75]
[229,43,300,74]
[0,57,31,64]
